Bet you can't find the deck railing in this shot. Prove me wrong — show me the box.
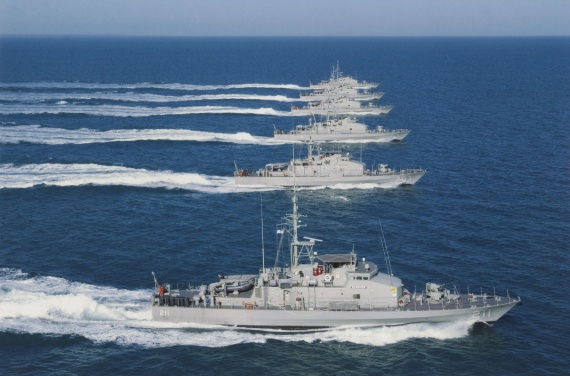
[153,292,521,313]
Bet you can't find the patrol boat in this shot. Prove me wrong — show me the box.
[291,97,392,116]
[151,190,521,329]
[274,116,410,142]
[293,63,391,116]
[234,143,425,187]
[309,63,379,91]
[300,88,383,102]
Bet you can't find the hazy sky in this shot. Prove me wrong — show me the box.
[1,0,569,37]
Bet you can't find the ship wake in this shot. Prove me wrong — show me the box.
[0,81,309,91]
[0,125,288,145]
[0,163,280,193]
[0,103,298,117]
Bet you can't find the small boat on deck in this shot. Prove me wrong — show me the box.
[213,275,255,294]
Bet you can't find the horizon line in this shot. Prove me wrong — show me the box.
[1,34,569,39]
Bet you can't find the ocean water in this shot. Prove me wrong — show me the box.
[0,36,569,375]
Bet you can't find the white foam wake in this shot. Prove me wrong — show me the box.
[301,181,404,190]
[0,268,472,348]
[0,125,288,145]
[0,82,309,91]
[0,103,299,117]
[0,163,279,193]
[0,91,299,103]
[0,163,403,192]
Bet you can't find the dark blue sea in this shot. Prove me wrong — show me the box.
[0,37,569,375]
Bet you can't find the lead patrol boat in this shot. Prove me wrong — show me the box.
[151,189,520,329]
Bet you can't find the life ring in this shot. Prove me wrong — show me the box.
[324,274,332,282]
[399,299,404,305]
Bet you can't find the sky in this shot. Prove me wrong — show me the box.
[1,0,569,37]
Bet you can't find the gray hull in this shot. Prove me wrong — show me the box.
[291,106,392,116]
[274,130,410,143]
[300,92,383,102]
[235,170,424,187]
[152,295,519,328]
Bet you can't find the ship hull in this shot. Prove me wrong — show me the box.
[310,83,379,91]
[151,299,519,329]
[274,130,410,142]
[291,106,392,116]
[235,170,424,187]
[300,93,383,102]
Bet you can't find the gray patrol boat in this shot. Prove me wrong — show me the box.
[309,63,379,91]
[151,190,520,329]
[234,143,425,187]
[295,63,391,116]
[300,87,383,102]
[274,116,410,142]
[291,98,393,116]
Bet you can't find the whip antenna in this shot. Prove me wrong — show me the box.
[260,193,265,271]
[379,221,393,282]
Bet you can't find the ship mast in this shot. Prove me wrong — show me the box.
[290,182,318,268]
[291,141,300,268]
[289,145,317,269]
[292,183,299,267]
